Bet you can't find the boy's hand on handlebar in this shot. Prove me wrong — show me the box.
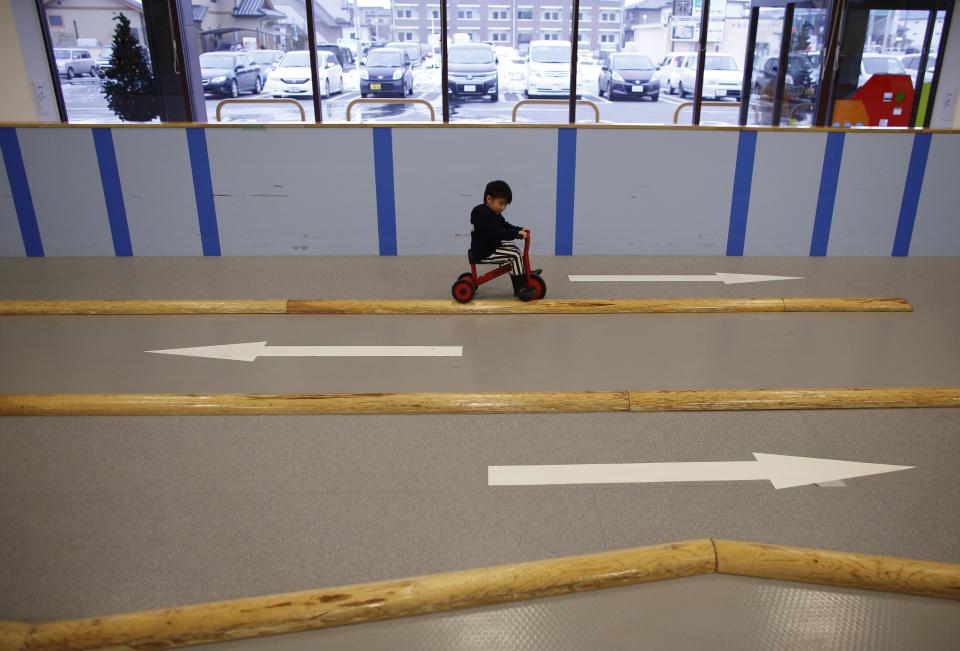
[519,229,529,239]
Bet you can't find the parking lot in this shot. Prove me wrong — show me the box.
[58,64,743,126]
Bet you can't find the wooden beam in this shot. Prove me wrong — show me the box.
[0,392,631,416]
[627,387,960,412]
[23,541,715,650]
[0,622,31,651]
[0,300,287,315]
[715,540,960,600]
[0,297,913,315]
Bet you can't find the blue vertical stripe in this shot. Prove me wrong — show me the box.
[810,132,845,257]
[185,128,221,256]
[372,128,397,256]
[555,128,577,256]
[892,133,932,257]
[0,128,44,257]
[92,128,133,256]
[726,130,757,256]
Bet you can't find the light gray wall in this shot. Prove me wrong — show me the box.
[828,133,913,256]
[0,149,26,256]
[10,0,59,122]
[911,134,960,255]
[744,131,827,256]
[573,130,739,255]
[392,128,558,256]
[930,0,960,128]
[205,128,379,255]
[17,127,114,256]
[113,129,203,256]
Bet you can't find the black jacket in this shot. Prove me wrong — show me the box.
[469,204,522,263]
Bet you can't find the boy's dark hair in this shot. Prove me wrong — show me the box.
[484,180,512,204]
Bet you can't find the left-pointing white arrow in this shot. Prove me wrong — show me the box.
[146,342,463,362]
[488,453,913,489]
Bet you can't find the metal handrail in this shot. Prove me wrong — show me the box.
[672,101,741,124]
[346,98,437,122]
[215,98,307,122]
[512,99,600,123]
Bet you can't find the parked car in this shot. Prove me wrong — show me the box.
[900,52,936,85]
[95,46,113,78]
[199,52,261,97]
[264,50,343,98]
[385,41,423,68]
[314,44,355,71]
[447,43,498,102]
[598,53,660,101]
[247,49,284,86]
[658,52,685,94]
[54,48,98,79]
[360,47,414,97]
[524,40,583,98]
[670,53,742,99]
[858,53,908,87]
[753,53,819,99]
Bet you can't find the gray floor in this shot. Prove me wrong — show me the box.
[187,575,960,651]
[0,257,958,393]
[0,256,958,627]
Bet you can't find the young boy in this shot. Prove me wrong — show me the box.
[469,180,536,301]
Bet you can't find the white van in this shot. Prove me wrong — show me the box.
[524,40,583,98]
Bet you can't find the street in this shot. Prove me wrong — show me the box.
[58,65,742,126]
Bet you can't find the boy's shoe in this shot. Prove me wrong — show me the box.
[510,275,524,297]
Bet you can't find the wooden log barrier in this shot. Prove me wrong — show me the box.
[626,387,960,411]
[0,297,913,315]
[2,539,959,651]
[0,392,631,416]
[714,540,960,600]
[14,541,715,651]
[0,300,287,315]
[2,388,958,416]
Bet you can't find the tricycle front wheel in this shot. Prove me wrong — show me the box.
[452,279,476,303]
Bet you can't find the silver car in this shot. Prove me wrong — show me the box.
[54,48,98,79]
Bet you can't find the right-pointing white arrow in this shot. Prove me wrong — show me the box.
[568,273,803,284]
[488,453,913,489]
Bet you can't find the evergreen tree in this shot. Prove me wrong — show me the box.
[102,14,159,122]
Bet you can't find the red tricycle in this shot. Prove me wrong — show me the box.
[451,232,546,303]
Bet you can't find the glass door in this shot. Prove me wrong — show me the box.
[828,0,951,128]
[37,0,194,123]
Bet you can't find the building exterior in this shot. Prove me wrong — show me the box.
[389,1,629,54]
[42,0,146,49]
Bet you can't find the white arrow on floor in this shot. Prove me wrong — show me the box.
[568,273,802,284]
[146,341,462,362]
[488,453,912,490]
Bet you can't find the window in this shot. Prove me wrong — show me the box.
[490,9,509,20]
[543,32,560,41]
[396,9,417,20]
[431,9,440,20]
[48,14,63,27]
[491,32,509,42]
[458,10,476,20]
[398,32,416,41]
[517,9,533,20]
[600,34,617,44]
[601,12,619,22]
[543,10,561,21]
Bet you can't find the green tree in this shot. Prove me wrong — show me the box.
[102,14,159,122]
